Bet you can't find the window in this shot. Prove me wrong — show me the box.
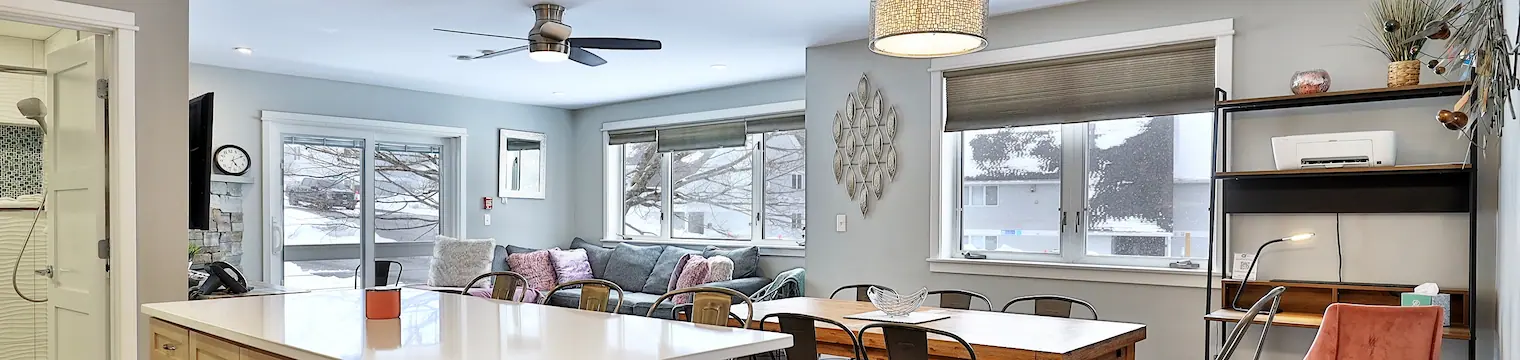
[609,114,806,244]
[940,40,1217,268]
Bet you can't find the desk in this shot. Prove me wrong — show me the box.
[735,297,1145,360]
[143,288,791,360]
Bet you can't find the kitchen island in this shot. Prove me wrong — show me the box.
[141,288,791,360]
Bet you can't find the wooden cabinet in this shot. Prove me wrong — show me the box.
[148,318,290,360]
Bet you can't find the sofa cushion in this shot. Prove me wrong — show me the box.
[506,245,540,255]
[545,288,675,317]
[671,257,711,303]
[571,238,614,278]
[642,246,700,294]
[507,248,559,291]
[603,243,665,293]
[704,246,760,278]
[427,236,494,287]
[491,245,508,272]
[549,248,593,283]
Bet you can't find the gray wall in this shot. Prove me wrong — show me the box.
[569,77,806,277]
[189,64,575,279]
[803,0,1495,359]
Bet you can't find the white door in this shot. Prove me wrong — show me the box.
[46,35,108,360]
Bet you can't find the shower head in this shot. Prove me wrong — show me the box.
[16,98,45,133]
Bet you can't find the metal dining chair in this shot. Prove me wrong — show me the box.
[760,312,863,360]
[1217,286,1286,360]
[830,284,893,302]
[858,322,977,360]
[1000,294,1099,320]
[648,286,755,329]
[672,303,746,327]
[463,271,541,302]
[352,260,403,288]
[544,279,625,313]
[927,289,992,311]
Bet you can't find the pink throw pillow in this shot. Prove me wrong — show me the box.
[549,248,593,284]
[668,254,703,292]
[507,248,558,292]
[467,286,540,303]
[671,256,710,304]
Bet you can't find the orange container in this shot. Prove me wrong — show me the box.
[365,287,401,320]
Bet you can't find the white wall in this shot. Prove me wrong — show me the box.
[189,64,575,281]
[800,0,1496,359]
[569,77,806,278]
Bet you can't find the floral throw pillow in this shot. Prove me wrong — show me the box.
[507,248,559,292]
[549,248,593,284]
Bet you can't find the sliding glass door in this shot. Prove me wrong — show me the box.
[264,116,462,290]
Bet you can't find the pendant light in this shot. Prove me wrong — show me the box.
[869,0,989,58]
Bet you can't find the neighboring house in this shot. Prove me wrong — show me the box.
[960,179,1209,258]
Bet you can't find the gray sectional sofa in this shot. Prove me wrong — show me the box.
[501,238,771,317]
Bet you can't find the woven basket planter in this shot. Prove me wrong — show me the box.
[1387,60,1421,87]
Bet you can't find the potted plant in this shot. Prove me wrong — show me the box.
[1358,0,1453,87]
[188,243,201,269]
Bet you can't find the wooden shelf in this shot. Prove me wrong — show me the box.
[1217,82,1468,113]
[1205,309,1471,340]
[1214,164,1471,179]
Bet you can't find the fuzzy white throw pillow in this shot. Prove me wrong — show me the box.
[427,236,495,287]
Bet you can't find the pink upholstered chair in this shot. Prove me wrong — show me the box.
[1304,303,1443,360]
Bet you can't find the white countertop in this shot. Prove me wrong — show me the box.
[141,288,792,360]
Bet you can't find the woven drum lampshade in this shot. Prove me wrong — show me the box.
[869,0,989,58]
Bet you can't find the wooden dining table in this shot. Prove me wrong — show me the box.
[732,297,1145,360]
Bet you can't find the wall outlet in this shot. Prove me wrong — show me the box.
[835,214,847,232]
[483,214,491,226]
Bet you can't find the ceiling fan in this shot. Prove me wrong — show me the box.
[435,3,662,67]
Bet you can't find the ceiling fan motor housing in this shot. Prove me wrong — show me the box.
[529,3,572,54]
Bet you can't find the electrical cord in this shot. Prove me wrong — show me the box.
[1335,213,1344,283]
[10,193,47,303]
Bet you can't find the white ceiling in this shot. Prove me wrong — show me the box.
[190,0,1079,109]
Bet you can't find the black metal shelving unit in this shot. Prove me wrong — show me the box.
[1204,82,1477,360]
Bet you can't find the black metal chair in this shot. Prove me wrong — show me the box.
[857,322,976,360]
[759,312,863,360]
[1216,286,1286,360]
[352,260,403,288]
[545,279,625,313]
[927,289,992,311]
[463,271,541,302]
[999,294,1099,320]
[830,284,893,302]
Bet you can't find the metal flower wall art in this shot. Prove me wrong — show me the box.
[833,74,899,216]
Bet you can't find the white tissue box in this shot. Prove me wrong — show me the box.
[1401,293,1451,326]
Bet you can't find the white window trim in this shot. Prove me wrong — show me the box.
[601,101,807,252]
[927,19,1233,286]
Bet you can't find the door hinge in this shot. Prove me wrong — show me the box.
[97,238,109,259]
[96,79,109,99]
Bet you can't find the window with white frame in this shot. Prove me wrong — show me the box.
[941,41,1217,268]
[609,114,806,243]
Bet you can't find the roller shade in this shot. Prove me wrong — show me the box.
[943,41,1215,132]
[744,114,806,134]
[503,139,541,151]
[608,130,657,145]
[656,122,746,152]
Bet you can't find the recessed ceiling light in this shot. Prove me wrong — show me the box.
[552,92,565,96]
[233,47,253,55]
[710,64,728,70]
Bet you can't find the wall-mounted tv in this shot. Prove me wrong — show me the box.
[189,93,214,230]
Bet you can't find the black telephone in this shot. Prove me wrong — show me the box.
[196,261,249,295]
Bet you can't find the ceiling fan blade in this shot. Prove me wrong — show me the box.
[567,37,661,50]
[569,47,608,67]
[472,45,528,60]
[434,28,530,41]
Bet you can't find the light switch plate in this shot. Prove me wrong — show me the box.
[484,214,491,226]
[835,214,847,232]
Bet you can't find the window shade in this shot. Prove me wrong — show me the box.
[943,41,1215,132]
[656,122,746,152]
[744,114,806,134]
[608,130,657,145]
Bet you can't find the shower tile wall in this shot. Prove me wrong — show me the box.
[0,125,41,198]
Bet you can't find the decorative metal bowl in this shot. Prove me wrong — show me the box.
[867,286,927,317]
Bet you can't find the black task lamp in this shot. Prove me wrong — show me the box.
[1230,233,1313,312]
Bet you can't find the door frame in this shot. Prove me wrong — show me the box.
[0,1,138,359]
[260,111,467,286]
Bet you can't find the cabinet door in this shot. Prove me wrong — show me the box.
[188,332,241,360]
[241,348,288,360]
[148,319,189,360]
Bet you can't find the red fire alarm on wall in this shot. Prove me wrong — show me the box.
[482,197,494,210]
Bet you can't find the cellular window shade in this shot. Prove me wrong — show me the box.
[744,114,806,134]
[943,41,1216,132]
[655,122,746,152]
[608,130,657,145]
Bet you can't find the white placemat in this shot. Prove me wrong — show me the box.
[843,310,951,324]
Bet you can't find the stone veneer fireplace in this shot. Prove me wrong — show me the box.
[190,180,246,265]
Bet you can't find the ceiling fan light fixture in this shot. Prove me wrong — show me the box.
[868,0,989,58]
[528,50,570,63]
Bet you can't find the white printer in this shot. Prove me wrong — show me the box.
[1270,131,1396,170]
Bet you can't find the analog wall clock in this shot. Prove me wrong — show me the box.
[213,144,250,176]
